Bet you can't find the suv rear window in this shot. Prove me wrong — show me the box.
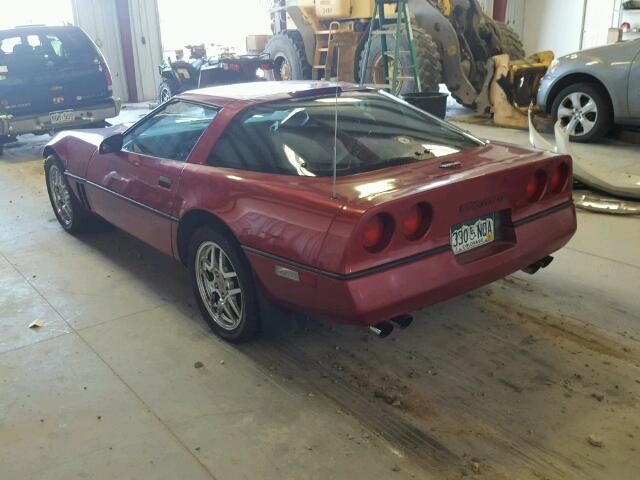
[0,29,98,70]
[207,91,483,177]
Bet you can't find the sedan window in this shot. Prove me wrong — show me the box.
[207,91,482,176]
[123,101,218,161]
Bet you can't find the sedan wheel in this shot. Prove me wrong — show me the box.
[195,241,244,331]
[557,91,598,138]
[551,83,612,143]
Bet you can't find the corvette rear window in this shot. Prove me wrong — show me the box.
[207,91,483,176]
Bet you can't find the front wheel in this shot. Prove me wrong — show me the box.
[551,83,612,143]
[44,155,90,233]
[188,226,261,342]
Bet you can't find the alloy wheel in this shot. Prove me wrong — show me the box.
[557,91,598,137]
[48,165,73,226]
[195,241,243,330]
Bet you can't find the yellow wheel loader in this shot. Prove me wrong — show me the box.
[263,0,526,108]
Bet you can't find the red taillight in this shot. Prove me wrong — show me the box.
[361,214,393,252]
[362,216,383,248]
[226,63,241,71]
[549,162,570,193]
[260,62,273,70]
[526,170,547,201]
[402,203,432,240]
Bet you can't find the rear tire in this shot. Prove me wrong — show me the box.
[263,31,311,81]
[493,21,526,60]
[44,155,90,233]
[188,225,261,342]
[359,25,442,94]
[551,83,612,143]
[450,20,525,110]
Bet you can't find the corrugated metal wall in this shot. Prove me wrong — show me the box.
[72,0,163,102]
[72,0,129,100]
[128,0,163,102]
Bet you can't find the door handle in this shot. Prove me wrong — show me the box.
[158,176,172,189]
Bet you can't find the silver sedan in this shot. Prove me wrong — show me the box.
[537,39,640,142]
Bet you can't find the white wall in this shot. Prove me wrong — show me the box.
[582,0,616,49]
[0,0,73,29]
[522,0,586,57]
[522,0,618,56]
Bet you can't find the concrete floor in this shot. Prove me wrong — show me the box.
[1,113,639,480]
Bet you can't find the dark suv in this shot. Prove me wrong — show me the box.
[0,25,121,154]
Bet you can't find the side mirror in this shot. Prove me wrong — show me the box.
[99,133,124,154]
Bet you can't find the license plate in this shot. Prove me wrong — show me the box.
[50,111,76,124]
[451,215,496,255]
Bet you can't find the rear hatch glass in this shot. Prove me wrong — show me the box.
[0,28,109,117]
[207,91,484,176]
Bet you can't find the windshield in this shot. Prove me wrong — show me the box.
[207,91,484,177]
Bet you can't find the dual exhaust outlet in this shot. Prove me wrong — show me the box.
[369,314,413,338]
[521,255,554,275]
[369,256,554,338]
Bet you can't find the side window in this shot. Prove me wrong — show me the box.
[46,35,66,58]
[206,110,287,172]
[122,101,218,161]
[0,36,22,54]
[44,31,98,63]
[0,35,45,69]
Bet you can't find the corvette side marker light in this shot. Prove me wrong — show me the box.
[274,266,317,286]
[275,265,300,282]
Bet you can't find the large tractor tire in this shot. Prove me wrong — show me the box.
[359,26,442,94]
[450,20,525,109]
[263,30,311,81]
[493,21,526,60]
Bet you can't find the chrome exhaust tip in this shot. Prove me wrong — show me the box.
[369,322,394,338]
[522,255,554,275]
[391,314,413,329]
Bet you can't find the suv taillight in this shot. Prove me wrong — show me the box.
[104,66,113,92]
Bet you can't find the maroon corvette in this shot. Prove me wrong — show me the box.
[44,81,577,341]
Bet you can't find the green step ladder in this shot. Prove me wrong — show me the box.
[361,0,422,94]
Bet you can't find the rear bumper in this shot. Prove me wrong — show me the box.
[0,98,121,137]
[246,202,577,326]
